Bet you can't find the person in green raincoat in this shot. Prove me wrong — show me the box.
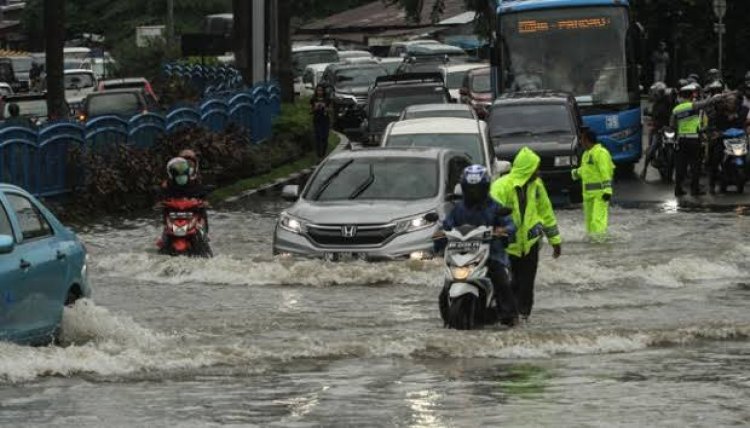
[490,147,562,321]
[572,127,615,238]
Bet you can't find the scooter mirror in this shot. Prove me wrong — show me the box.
[424,212,440,223]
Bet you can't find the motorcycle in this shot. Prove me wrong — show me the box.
[718,128,749,194]
[650,127,677,183]
[428,212,510,330]
[157,198,213,257]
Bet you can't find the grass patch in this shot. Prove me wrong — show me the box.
[209,132,341,203]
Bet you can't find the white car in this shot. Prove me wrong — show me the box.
[300,63,330,97]
[293,46,339,95]
[439,63,489,102]
[339,50,373,61]
[381,117,502,175]
[0,83,13,97]
[388,39,440,57]
[64,69,97,106]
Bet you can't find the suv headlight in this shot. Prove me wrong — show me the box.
[554,156,572,167]
[335,93,357,104]
[279,212,307,234]
[395,213,436,234]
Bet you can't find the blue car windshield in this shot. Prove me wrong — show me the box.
[500,6,629,105]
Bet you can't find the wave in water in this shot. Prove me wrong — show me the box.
[1,300,747,383]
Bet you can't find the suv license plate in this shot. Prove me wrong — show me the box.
[324,252,367,261]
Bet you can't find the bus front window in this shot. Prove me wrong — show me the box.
[500,7,630,106]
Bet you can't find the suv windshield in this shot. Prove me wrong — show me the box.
[88,93,142,116]
[293,50,339,76]
[371,89,447,119]
[335,67,387,87]
[471,73,491,93]
[5,99,47,118]
[403,109,474,120]
[305,157,438,201]
[65,73,95,89]
[386,134,484,164]
[489,104,573,137]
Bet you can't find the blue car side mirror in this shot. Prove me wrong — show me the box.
[0,235,14,254]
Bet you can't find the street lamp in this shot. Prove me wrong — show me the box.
[713,0,726,73]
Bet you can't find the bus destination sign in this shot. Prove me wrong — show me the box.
[518,17,611,34]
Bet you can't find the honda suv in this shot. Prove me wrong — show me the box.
[362,73,450,145]
[273,147,471,260]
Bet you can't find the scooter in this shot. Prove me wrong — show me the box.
[428,212,510,330]
[719,128,748,194]
[157,198,213,257]
[651,127,677,183]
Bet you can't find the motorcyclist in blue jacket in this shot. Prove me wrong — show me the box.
[436,165,519,326]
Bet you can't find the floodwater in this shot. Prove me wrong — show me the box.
[1,197,749,427]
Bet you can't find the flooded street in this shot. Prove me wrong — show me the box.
[1,198,749,427]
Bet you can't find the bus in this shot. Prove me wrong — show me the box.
[495,0,641,165]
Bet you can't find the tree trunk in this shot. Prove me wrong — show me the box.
[45,0,68,119]
[277,0,293,102]
[232,0,252,84]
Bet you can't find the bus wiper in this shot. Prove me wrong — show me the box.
[348,164,375,200]
[312,159,354,201]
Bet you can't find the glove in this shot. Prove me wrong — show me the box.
[602,194,612,202]
[552,244,562,259]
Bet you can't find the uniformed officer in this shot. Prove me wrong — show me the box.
[672,83,707,196]
[572,127,615,238]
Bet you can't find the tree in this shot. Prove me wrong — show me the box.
[45,0,68,119]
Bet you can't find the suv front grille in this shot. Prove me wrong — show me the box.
[307,224,396,247]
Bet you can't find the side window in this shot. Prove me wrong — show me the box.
[0,200,12,237]
[6,194,52,241]
[447,156,471,193]
[303,70,313,84]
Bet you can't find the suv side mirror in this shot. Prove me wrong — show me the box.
[447,183,463,201]
[0,234,14,254]
[281,185,300,201]
[494,159,511,175]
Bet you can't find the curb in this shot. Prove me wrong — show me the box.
[224,131,350,203]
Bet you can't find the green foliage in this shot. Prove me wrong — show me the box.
[112,39,180,83]
[272,99,315,152]
[22,0,231,51]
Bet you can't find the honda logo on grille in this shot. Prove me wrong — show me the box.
[341,225,357,238]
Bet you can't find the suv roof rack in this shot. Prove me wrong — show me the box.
[374,72,444,86]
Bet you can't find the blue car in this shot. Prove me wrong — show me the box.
[0,184,90,345]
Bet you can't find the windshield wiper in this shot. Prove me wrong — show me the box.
[312,159,354,201]
[348,164,375,200]
[495,131,533,138]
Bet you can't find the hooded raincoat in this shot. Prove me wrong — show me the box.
[489,148,561,257]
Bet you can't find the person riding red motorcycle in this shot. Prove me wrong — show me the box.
[157,157,212,257]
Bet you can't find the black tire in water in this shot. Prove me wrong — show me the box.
[737,170,746,194]
[448,295,476,330]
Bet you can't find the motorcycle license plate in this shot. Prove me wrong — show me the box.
[735,158,745,166]
[448,241,481,251]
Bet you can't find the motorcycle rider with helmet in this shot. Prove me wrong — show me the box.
[159,157,210,250]
[435,165,519,327]
[641,82,676,179]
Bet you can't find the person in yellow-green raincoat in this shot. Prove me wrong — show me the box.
[572,127,616,238]
[490,147,562,321]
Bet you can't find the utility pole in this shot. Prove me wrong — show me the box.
[713,0,726,73]
[167,0,175,43]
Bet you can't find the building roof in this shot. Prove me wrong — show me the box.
[301,0,468,33]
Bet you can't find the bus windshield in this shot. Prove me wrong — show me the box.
[500,6,630,106]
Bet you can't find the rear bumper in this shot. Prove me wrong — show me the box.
[273,225,435,260]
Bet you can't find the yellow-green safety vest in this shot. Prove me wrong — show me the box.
[672,101,702,138]
[572,143,615,197]
[490,147,562,257]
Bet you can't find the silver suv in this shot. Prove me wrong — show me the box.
[273,147,472,260]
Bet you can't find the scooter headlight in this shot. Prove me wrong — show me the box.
[451,266,473,281]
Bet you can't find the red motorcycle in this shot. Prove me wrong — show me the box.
[156,199,212,257]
